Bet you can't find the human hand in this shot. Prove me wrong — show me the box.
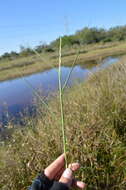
[44,154,86,189]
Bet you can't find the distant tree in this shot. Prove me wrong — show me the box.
[19,46,34,57]
[35,43,48,53]
[76,27,102,44]
[9,51,19,59]
[51,35,80,48]
[1,52,11,60]
[108,26,126,41]
[44,47,55,52]
[1,25,126,61]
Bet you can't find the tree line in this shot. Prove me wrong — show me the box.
[1,25,126,60]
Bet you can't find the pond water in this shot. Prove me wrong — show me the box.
[0,57,119,126]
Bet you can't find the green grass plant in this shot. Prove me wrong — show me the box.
[58,37,68,168]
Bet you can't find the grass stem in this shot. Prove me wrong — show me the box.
[58,37,68,168]
[62,49,80,91]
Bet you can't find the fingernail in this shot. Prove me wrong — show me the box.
[62,168,72,179]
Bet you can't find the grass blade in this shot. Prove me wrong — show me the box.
[62,49,80,91]
[58,37,68,168]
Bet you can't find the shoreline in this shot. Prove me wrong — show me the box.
[0,42,126,82]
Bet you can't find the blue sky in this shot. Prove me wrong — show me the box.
[0,0,126,55]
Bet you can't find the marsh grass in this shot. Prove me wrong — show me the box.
[0,56,126,189]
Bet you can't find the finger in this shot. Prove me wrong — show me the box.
[54,167,65,181]
[73,179,86,189]
[54,163,80,180]
[59,168,73,187]
[68,163,80,171]
[44,154,65,180]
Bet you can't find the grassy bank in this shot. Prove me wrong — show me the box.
[0,41,126,81]
[0,56,126,189]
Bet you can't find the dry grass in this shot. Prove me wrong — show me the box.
[0,57,126,189]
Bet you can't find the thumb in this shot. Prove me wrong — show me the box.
[59,168,73,187]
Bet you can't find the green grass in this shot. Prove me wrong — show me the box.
[0,55,126,189]
[0,41,126,81]
[58,37,68,168]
